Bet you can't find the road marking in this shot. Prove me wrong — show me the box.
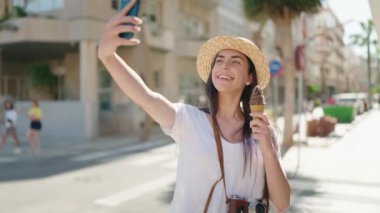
[127,154,175,167]
[0,157,18,163]
[70,152,116,162]
[70,140,172,163]
[93,173,176,207]
[160,161,177,169]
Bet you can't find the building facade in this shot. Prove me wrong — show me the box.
[0,0,365,140]
[1,0,257,139]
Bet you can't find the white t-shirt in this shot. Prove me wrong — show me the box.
[5,109,17,128]
[161,103,280,213]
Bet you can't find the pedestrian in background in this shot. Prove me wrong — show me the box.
[97,1,290,212]
[26,99,43,155]
[0,100,22,154]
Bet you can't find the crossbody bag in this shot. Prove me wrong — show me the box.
[203,115,269,213]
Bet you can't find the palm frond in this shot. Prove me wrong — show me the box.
[244,0,322,20]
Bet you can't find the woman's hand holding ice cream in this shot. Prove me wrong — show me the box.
[249,86,274,153]
[250,112,274,152]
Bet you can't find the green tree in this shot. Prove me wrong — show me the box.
[29,63,58,99]
[351,20,376,106]
[2,0,10,19]
[243,0,322,154]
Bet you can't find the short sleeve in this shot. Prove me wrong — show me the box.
[160,103,184,142]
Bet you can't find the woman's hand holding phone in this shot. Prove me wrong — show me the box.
[97,0,142,61]
[119,0,141,39]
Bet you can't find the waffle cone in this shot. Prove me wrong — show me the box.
[250,105,265,113]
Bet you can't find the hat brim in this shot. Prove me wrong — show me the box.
[196,36,270,89]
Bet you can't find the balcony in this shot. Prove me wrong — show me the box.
[0,17,68,44]
[176,38,205,58]
[144,23,175,52]
[190,0,219,9]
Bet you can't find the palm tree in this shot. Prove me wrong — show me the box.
[376,43,380,93]
[251,19,268,50]
[351,20,376,106]
[319,42,344,102]
[243,0,322,154]
[1,0,10,19]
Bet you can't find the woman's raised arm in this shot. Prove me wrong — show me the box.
[97,0,176,129]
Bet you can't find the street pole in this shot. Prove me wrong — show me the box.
[367,29,373,107]
[269,59,282,118]
[0,48,2,96]
[273,77,279,117]
[295,11,308,173]
[296,71,303,173]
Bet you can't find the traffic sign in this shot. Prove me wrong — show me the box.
[269,59,283,77]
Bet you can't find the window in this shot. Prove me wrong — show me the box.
[19,0,64,13]
[145,0,163,24]
[220,0,243,17]
[99,69,112,111]
[180,14,208,39]
[180,72,205,106]
[220,16,243,36]
[111,0,118,10]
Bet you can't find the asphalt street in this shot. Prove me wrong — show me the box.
[0,108,379,212]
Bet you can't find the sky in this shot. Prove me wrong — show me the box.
[326,0,377,55]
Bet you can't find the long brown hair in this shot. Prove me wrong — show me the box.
[205,54,258,174]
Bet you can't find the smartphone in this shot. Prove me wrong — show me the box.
[119,0,141,39]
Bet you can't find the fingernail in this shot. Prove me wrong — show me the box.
[135,17,143,24]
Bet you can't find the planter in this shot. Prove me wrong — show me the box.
[323,105,356,123]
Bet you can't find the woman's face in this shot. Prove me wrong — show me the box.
[5,102,11,109]
[211,49,252,93]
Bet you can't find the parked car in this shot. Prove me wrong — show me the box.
[373,93,380,104]
[357,93,371,111]
[331,93,365,115]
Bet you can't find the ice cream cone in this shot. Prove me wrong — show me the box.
[250,104,265,113]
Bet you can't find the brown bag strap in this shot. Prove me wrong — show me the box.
[204,112,270,213]
[263,174,269,213]
[203,115,228,213]
[203,176,223,212]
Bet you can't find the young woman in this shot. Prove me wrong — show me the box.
[26,99,43,155]
[0,100,22,153]
[97,1,290,212]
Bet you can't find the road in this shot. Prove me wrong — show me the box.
[0,140,178,212]
[285,109,380,212]
[0,109,380,212]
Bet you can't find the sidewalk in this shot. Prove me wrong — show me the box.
[0,126,173,161]
[1,105,369,160]
[282,106,380,212]
[275,105,372,145]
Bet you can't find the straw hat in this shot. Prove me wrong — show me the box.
[196,36,270,89]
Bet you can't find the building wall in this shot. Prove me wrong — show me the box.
[15,101,87,138]
[369,0,380,38]
[1,0,367,139]
[65,52,80,100]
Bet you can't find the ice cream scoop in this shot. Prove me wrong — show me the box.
[250,86,266,113]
